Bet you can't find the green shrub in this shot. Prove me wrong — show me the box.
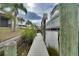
[21,27,37,41]
[47,46,59,56]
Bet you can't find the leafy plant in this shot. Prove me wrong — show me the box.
[47,46,59,56]
[21,27,37,41]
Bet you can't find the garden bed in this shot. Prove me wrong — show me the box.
[17,27,37,56]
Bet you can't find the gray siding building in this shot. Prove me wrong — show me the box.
[0,13,11,27]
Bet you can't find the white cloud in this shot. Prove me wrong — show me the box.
[27,3,35,7]
[31,20,42,26]
[24,3,35,12]
[18,9,26,15]
[23,3,55,26]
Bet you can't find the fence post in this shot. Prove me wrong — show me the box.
[42,13,48,44]
[59,3,78,56]
[4,41,17,56]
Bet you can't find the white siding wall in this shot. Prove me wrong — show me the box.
[46,31,58,50]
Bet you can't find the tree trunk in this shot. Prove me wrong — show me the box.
[12,10,18,32]
[59,3,78,56]
[13,18,16,32]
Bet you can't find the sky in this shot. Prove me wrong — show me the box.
[18,3,55,26]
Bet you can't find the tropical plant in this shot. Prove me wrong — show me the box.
[0,3,27,31]
[21,26,37,45]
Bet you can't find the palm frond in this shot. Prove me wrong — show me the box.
[0,3,11,10]
[4,12,15,19]
[18,4,27,14]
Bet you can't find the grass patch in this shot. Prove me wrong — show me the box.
[0,27,23,42]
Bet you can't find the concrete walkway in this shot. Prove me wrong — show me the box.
[28,33,49,56]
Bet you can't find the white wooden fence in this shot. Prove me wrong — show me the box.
[0,36,21,56]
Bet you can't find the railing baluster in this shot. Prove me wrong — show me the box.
[4,41,17,56]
